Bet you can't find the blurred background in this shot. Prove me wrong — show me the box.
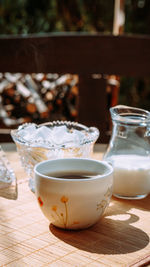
[0,0,150,132]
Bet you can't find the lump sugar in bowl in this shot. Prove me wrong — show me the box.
[11,121,99,192]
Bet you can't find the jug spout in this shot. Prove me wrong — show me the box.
[110,105,150,126]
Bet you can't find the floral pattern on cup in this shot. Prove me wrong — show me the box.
[37,187,112,229]
[50,196,69,228]
[97,187,112,213]
[38,196,43,207]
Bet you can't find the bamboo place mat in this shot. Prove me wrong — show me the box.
[0,147,150,266]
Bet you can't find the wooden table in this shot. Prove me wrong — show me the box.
[0,144,150,266]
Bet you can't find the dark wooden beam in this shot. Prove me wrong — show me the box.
[0,33,150,76]
[78,75,109,143]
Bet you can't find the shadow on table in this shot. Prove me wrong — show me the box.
[50,197,150,255]
[124,194,150,212]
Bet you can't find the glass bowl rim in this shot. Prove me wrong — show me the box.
[11,120,100,148]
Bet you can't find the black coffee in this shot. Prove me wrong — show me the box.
[45,170,100,179]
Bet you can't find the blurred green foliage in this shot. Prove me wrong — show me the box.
[0,0,114,34]
[119,77,150,110]
[125,0,150,35]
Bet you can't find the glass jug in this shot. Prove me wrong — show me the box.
[103,105,150,200]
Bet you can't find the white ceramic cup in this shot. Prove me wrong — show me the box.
[34,158,113,230]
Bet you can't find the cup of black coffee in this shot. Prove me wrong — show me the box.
[34,158,113,230]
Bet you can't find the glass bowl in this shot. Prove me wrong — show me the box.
[11,121,99,191]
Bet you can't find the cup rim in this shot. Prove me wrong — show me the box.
[34,158,113,182]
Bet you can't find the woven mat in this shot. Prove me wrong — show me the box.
[0,151,150,266]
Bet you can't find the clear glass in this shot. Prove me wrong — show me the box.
[103,105,150,200]
[11,121,99,192]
